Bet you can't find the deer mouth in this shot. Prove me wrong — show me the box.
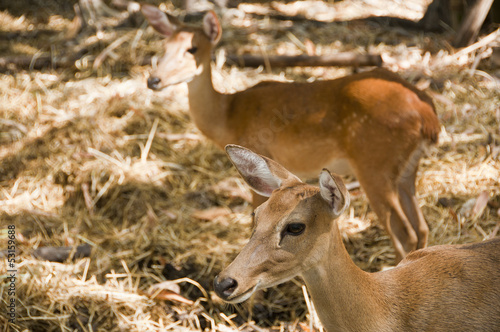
[226,281,261,304]
[148,76,195,91]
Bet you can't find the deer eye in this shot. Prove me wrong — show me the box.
[284,223,305,236]
[187,46,198,54]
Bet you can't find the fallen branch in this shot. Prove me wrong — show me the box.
[1,51,382,72]
[33,244,92,262]
[453,0,495,48]
[453,28,500,58]
[225,53,383,68]
[93,32,133,69]
[0,50,88,72]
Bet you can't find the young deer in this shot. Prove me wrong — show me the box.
[141,5,440,261]
[215,145,500,332]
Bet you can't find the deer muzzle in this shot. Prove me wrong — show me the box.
[147,76,162,90]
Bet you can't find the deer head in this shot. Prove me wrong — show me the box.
[214,145,349,302]
[141,4,222,90]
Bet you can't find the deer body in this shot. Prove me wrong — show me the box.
[304,237,500,332]
[141,5,440,261]
[214,145,500,332]
[195,72,436,177]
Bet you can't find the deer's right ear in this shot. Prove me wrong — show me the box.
[226,145,280,197]
[226,145,300,197]
[141,4,178,37]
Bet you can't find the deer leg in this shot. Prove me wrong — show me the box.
[357,174,418,263]
[397,168,429,249]
[386,192,419,262]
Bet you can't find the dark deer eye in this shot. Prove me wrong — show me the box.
[285,223,305,236]
[187,46,198,54]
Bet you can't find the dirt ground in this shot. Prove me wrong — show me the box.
[0,0,499,331]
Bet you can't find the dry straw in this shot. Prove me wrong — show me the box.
[1,0,499,331]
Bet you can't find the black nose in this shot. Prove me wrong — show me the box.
[214,275,238,300]
[147,76,161,90]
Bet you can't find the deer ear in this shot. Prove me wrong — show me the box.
[203,10,222,44]
[226,145,300,197]
[319,169,350,216]
[141,4,178,37]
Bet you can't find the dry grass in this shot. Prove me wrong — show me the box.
[1,0,499,331]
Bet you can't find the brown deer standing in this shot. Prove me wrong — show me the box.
[215,145,500,332]
[141,5,440,262]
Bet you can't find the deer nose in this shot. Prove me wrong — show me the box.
[214,275,238,300]
[147,76,161,90]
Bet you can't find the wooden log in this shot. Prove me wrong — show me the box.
[33,244,92,262]
[453,0,494,48]
[0,51,87,72]
[0,51,382,72]
[0,55,60,71]
[225,53,383,68]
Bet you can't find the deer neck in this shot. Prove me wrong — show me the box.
[186,61,232,147]
[301,226,390,332]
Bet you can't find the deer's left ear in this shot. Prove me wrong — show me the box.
[141,4,179,37]
[319,169,350,216]
[203,10,222,44]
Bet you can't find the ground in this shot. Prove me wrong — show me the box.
[0,0,499,331]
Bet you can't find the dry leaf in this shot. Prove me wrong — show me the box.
[210,178,252,202]
[147,281,194,305]
[490,221,500,238]
[150,289,194,305]
[16,232,28,245]
[471,191,489,219]
[449,208,459,224]
[438,197,457,208]
[298,322,312,332]
[162,210,178,220]
[148,280,180,293]
[64,236,75,246]
[304,39,316,56]
[157,133,202,141]
[458,198,477,217]
[191,206,232,220]
[491,145,500,160]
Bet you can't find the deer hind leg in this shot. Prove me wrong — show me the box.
[397,150,429,249]
[356,173,418,263]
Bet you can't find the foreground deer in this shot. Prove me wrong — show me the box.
[141,5,440,261]
[215,145,500,332]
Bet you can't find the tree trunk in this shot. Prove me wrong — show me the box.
[453,0,494,47]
